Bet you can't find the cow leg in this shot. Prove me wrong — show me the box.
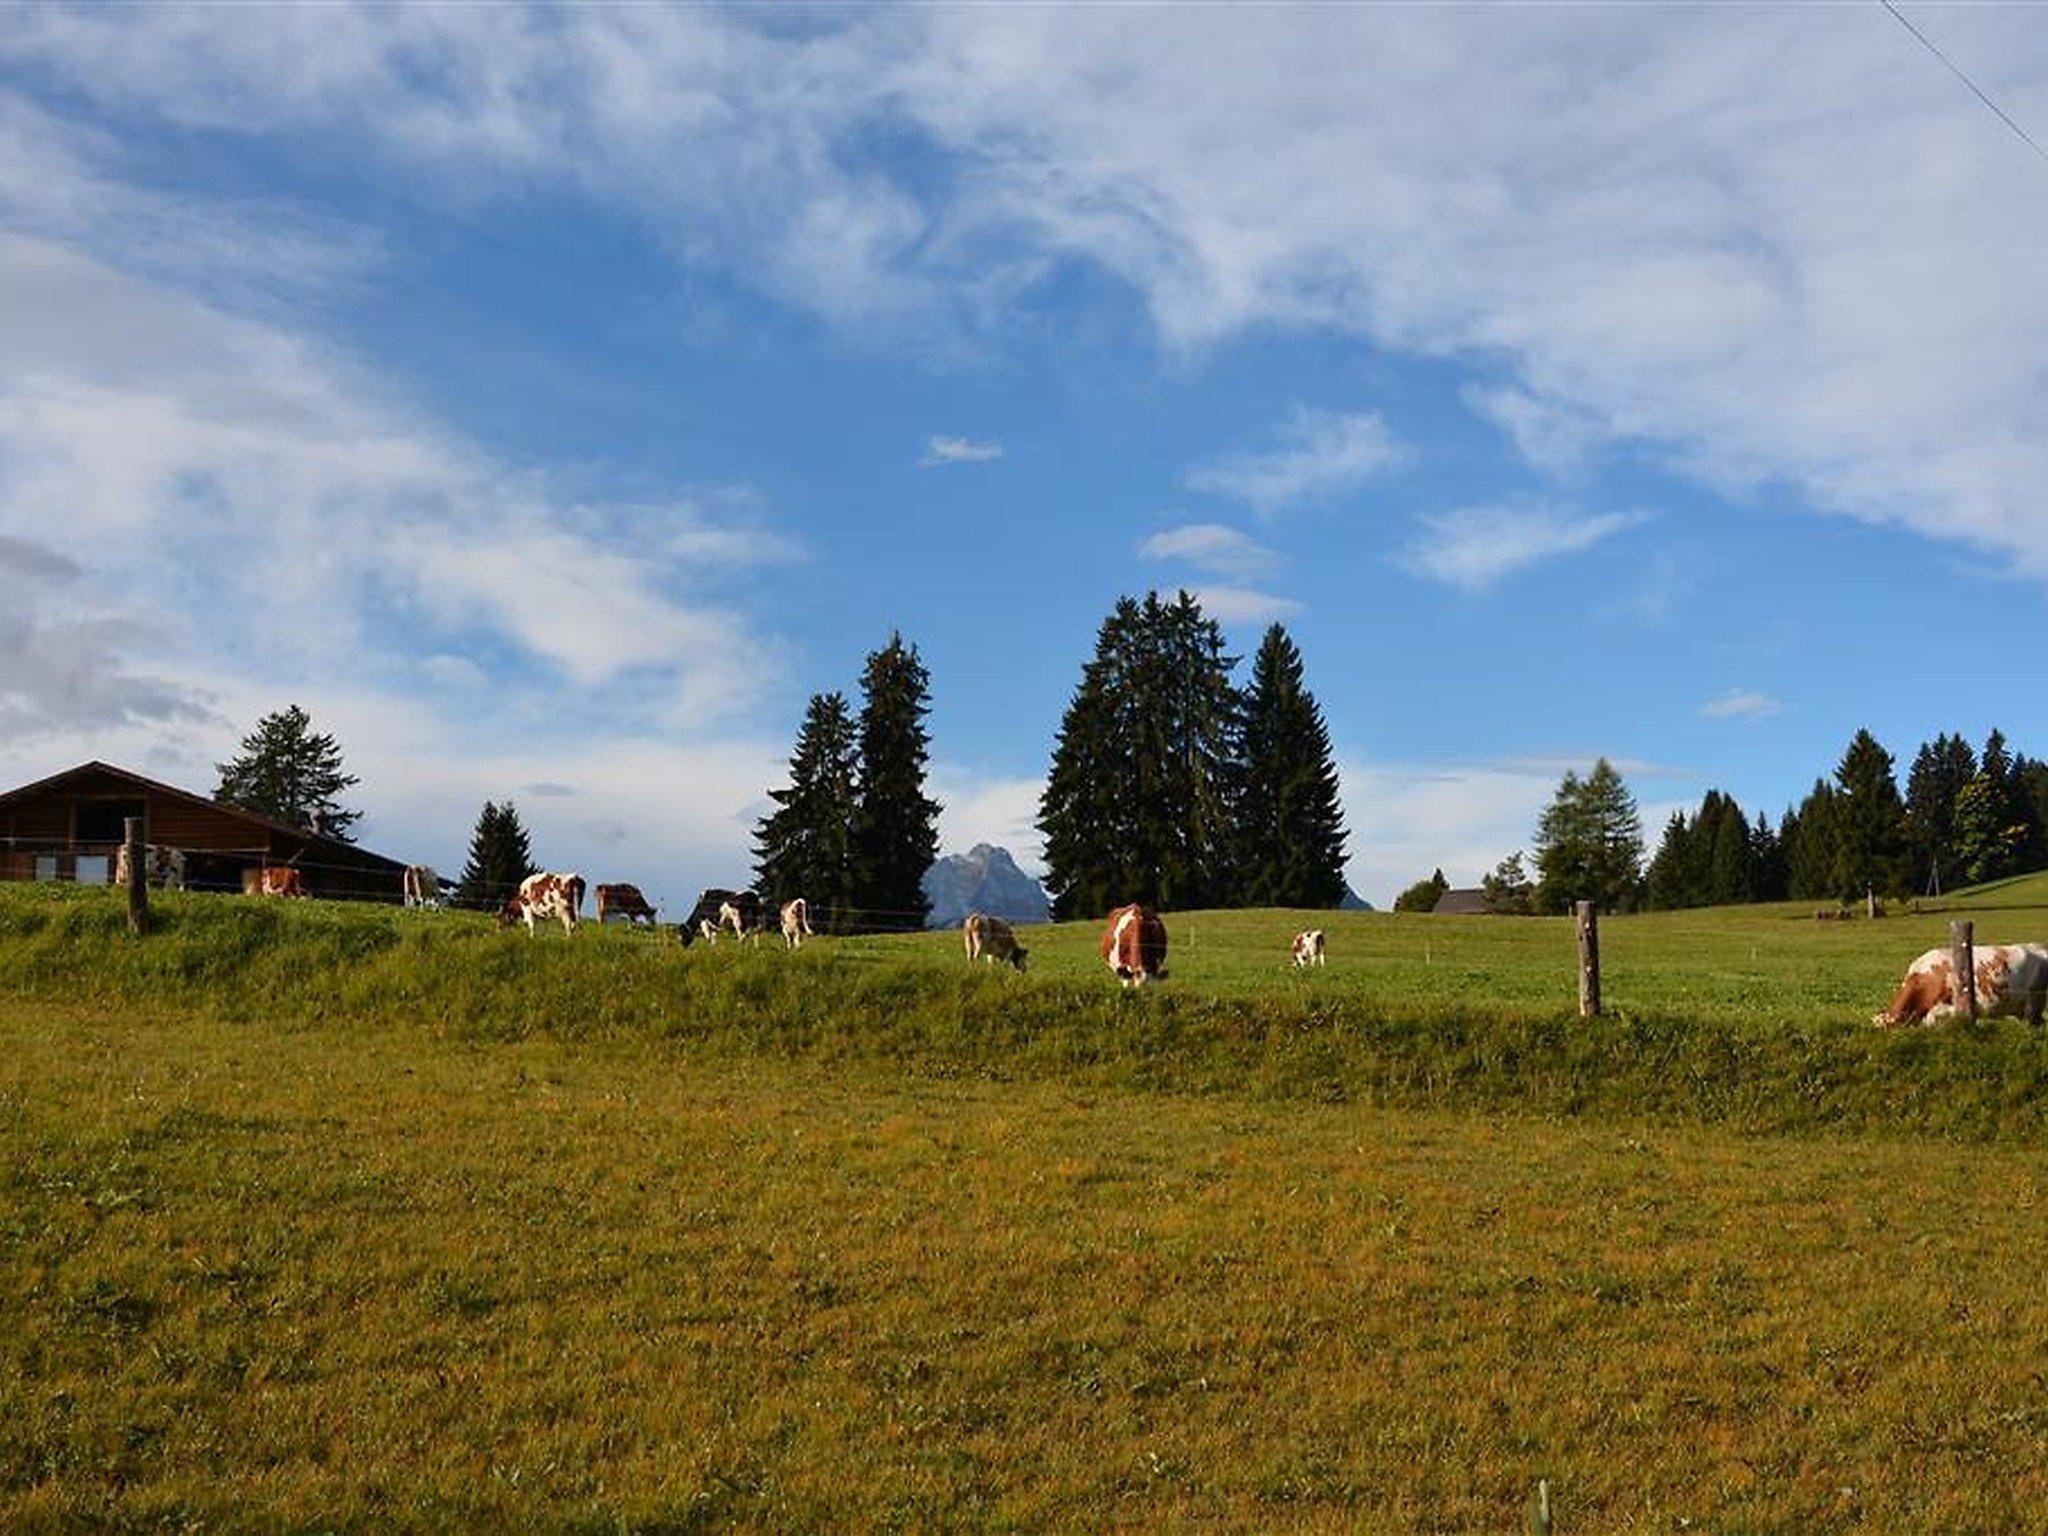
[2030,987,2045,1026]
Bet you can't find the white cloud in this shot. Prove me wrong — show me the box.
[1188,585,1302,626]
[1462,384,1604,478]
[1699,689,1784,721]
[1400,503,1649,593]
[1136,521,1280,581]
[1183,406,1406,516]
[919,434,1003,466]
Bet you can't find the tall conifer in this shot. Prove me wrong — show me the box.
[1235,624,1348,908]
[754,692,860,932]
[850,635,941,931]
[454,800,536,911]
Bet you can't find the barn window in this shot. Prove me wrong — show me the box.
[75,799,145,844]
[75,855,109,885]
[33,856,56,882]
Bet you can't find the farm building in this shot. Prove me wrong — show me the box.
[1431,887,1490,915]
[0,760,410,901]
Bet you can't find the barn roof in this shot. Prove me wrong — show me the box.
[1431,887,1490,916]
[0,760,409,872]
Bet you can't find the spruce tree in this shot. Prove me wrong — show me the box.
[754,693,860,933]
[850,634,941,932]
[1788,781,1839,901]
[454,800,536,911]
[1646,811,1694,910]
[1905,733,1976,895]
[1039,593,1243,917]
[215,704,361,838]
[1829,730,1910,900]
[1532,759,1644,913]
[1706,796,1756,905]
[1235,625,1348,908]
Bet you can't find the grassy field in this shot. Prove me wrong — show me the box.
[8,882,2048,1527]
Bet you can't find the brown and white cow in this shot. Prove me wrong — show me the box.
[402,864,441,909]
[115,844,185,891]
[595,883,658,926]
[499,871,586,936]
[1874,943,2048,1026]
[964,912,1027,970]
[1291,929,1326,968]
[780,898,814,949]
[1102,902,1168,987]
[717,891,768,945]
[249,866,307,899]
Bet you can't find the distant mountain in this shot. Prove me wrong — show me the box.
[1340,885,1374,912]
[923,844,1052,929]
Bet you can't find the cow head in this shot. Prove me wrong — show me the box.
[1008,946,1029,972]
[496,897,525,929]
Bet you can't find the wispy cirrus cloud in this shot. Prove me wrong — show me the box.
[1399,503,1650,593]
[1136,521,1280,581]
[1183,406,1406,516]
[1699,689,1784,721]
[918,435,1003,466]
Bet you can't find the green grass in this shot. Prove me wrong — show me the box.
[6,880,2048,1141]
[10,881,2048,1527]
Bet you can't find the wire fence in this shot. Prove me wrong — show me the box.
[0,839,959,930]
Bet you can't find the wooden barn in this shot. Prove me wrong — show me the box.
[0,761,410,901]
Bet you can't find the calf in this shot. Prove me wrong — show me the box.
[402,864,441,909]
[1874,943,2048,1026]
[718,892,768,945]
[680,888,744,946]
[596,883,658,926]
[1291,929,1326,968]
[500,871,586,936]
[964,912,1027,971]
[250,866,307,899]
[1102,902,1168,988]
[780,898,815,949]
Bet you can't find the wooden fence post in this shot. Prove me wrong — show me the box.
[1576,901,1600,1018]
[1951,919,1976,1019]
[123,816,147,938]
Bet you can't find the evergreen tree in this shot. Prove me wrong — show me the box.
[214,704,361,839]
[1904,733,1976,895]
[1706,796,1756,906]
[849,635,942,932]
[1951,773,2027,887]
[1973,730,2028,882]
[2015,755,2048,870]
[1532,759,1644,913]
[454,800,536,911]
[1788,781,1839,901]
[1480,851,1536,915]
[1829,730,1910,900]
[1235,625,1349,908]
[1752,811,1789,903]
[1038,593,1243,917]
[1393,868,1451,913]
[1645,811,1695,911]
[753,692,860,933]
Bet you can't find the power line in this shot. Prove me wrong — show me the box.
[1880,0,2048,169]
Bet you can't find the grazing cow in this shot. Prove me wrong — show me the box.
[595,883,659,926]
[499,871,586,936]
[680,888,744,946]
[718,892,769,945]
[964,912,1027,971]
[1292,929,1327,968]
[115,844,185,891]
[1874,943,2048,1026]
[402,864,442,910]
[1101,902,1168,988]
[250,866,308,899]
[780,898,814,949]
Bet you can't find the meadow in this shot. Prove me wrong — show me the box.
[8,882,2048,1528]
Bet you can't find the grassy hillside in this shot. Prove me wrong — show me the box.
[9,999,2048,1529]
[8,879,2048,1141]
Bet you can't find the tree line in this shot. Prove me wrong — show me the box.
[1420,725,2048,919]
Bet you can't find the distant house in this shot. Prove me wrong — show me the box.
[0,760,409,900]
[1431,887,1489,915]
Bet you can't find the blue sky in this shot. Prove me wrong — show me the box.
[3,4,2048,909]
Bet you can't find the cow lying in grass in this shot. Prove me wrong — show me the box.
[1873,943,2048,1026]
